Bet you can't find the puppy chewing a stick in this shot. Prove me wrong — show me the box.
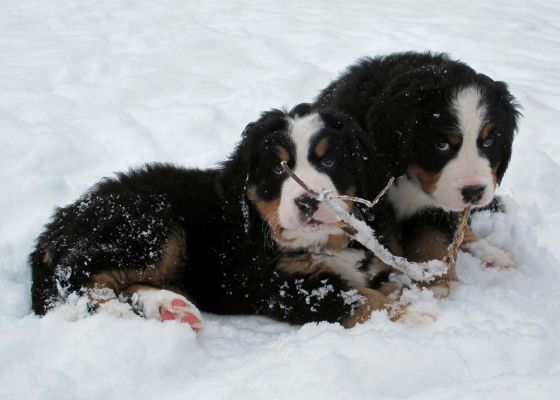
[280,161,471,283]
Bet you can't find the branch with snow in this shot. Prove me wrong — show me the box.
[443,206,471,273]
[281,161,452,283]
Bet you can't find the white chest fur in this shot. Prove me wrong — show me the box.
[388,175,436,221]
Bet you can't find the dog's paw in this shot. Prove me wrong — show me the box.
[400,303,440,327]
[397,288,441,327]
[426,279,458,299]
[467,240,515,269]
[131,289,203,333]
[97,299,138,319]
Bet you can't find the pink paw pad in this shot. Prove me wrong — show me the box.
[484,261,512,270]
[159,298,202,333]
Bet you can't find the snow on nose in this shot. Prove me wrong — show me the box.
[294,195,319,218]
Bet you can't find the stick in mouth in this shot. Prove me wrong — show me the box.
[280,161,469,283]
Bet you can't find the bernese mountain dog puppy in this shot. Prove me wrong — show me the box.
[315,51,521,282]
[30,104,396,332]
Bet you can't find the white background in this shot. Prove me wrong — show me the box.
[1,0,559,399]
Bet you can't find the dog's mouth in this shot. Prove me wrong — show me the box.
[282,221,341,235]
[303,217,323,226]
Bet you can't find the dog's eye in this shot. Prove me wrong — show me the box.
[435,141,451,152]
[321,157,335,168]
[482,138,494,148]
[272,164,285,175]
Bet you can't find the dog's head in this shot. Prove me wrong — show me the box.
[224,104,384,250]
[367,57,520,212]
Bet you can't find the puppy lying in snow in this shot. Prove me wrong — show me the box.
[30,104,403,332]
[315,51,521,286]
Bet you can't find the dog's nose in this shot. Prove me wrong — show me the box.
[294,195,319,217]
[461,185,485,204]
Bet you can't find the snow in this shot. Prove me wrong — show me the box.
[1,0,560,398]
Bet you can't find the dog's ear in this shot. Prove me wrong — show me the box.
[218,117,269,227]
[219,121,255,196]
[493,81,521,184]
[352,125,393,200]
[321,110,392,199]
[289,103,313,118]
[365,72,438,177]
[221,109,287,194]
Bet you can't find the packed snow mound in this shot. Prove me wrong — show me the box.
[2,0,560,399]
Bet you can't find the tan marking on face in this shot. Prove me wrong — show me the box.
[448,133,462,146]
[338,222,358,236]
[480,123,494,140]
[87,230,187,309]
[407,164,441,194]
[325,234,349,251]
[314,137,329,158]
[247,185,292,245]
[274,145,290,162]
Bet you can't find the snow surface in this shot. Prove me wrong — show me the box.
[1,0,560,399]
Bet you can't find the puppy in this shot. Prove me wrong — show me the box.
[30,104,397,331]
[315,51,521,283]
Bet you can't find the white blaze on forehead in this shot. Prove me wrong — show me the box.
[452,86,487,150]
[289,113,325,161]
[286,112,335,199]
[277,112,346,249]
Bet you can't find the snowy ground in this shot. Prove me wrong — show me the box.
[1,0,560,398]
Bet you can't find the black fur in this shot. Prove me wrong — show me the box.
[315,51,520,248]
[30,105,391,325]
[315,51,520,181]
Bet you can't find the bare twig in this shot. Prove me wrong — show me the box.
[281,161,394,208]
[443,207,471,273]
[335,176,395,208]
[281,161,319,196]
